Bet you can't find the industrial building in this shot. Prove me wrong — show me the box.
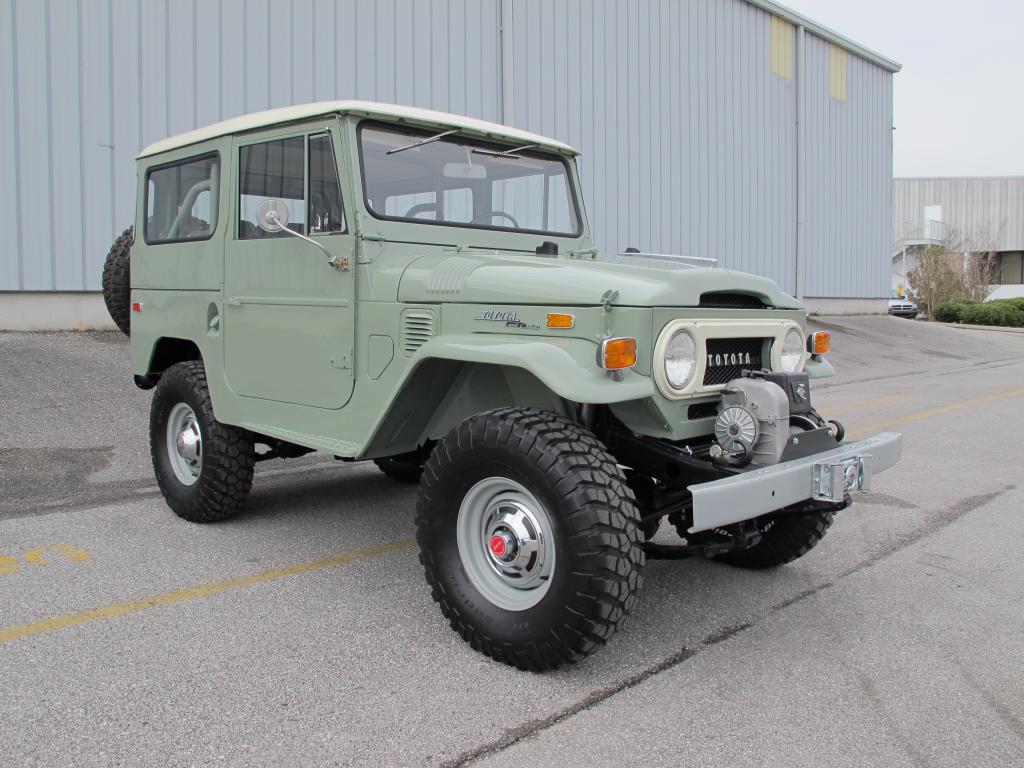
[893,177,1024,300]
[0,0,899,328]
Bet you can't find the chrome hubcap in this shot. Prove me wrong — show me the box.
[166,403,202,486]
[457,477,556,611]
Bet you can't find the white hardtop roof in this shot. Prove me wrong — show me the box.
[137,100,578,159]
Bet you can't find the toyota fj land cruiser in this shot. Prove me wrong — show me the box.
[104,101,901,670]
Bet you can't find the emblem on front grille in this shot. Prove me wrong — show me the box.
[707,352,753,368]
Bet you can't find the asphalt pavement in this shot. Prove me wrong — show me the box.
[1,316,1023,767]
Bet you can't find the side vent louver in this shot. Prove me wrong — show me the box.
[400,309,436,357]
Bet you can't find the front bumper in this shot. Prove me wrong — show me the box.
[688,432,902,532]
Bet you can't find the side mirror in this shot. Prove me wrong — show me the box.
[256,199,291,233]
[254,198,348,271]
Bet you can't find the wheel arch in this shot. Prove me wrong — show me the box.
[134,336,204,389]
[360,334,656,458]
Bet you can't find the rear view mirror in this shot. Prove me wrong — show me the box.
[443,162,487,180]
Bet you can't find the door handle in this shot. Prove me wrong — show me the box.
[224,298,242,306]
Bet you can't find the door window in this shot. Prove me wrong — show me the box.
[238,137,306,239]
[238,133,346,240]
[308,134,347,234]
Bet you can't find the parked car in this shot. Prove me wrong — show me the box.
[889,292,919,319]
[102,101,902,670]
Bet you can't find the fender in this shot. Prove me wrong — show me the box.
[411,333,655,404]
[359,333,656,458]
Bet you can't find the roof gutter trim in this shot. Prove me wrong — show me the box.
[748,0,902,72]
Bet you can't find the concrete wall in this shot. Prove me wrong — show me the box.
[0,0,898,326]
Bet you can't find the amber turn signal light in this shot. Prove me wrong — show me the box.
[808,331,830,355]
[546,313,575,328]
[600,337,638,370]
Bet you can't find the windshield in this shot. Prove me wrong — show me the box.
[358,124,580,237]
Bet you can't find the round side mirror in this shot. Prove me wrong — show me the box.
[256,199,291,233]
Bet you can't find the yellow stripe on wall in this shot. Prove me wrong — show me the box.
[830,44,848,101]
[770,16,794,79]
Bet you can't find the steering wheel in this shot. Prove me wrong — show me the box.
[470,210,520,228]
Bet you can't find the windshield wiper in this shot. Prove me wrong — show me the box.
[386,129,458,155]
[471,143,538,159]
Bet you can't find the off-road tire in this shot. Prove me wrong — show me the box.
[101,226,133,335]
[416,407,645,671]
[709,510,835,569]
[374,455,423,484]
[150,361,255,523]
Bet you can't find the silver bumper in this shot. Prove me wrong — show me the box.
[688,432,903,533]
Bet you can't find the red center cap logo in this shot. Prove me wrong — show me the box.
[489,534,507,558]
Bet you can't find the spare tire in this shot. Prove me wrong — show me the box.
[101,226,134,336]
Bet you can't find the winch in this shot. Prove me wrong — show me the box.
[710,370,841,467]
[711,374,790,466]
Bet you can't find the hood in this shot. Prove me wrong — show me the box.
[398,252,803,309]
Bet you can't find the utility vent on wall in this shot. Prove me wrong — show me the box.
[400,309,436,356]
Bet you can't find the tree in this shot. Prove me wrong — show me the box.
[906,228,998,316]
[906,244,962,317]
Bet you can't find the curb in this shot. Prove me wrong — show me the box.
[948,323,1024,335]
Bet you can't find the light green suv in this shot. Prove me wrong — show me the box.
[104,101,901,670]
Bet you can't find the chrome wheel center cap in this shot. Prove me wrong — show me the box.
[175,420,201,464]
[488,529,518,562]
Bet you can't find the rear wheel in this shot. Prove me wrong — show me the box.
[416,407,645,670]
[150,361,255,523]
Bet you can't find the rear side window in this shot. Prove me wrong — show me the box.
[144,154,220,244]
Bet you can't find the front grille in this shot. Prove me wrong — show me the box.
[687,401,719,420]
[699,292,766,309]
[703,337,765,385]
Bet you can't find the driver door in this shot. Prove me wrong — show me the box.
[223,124,355,410]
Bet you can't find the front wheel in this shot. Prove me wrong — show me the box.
[702,510,835,569]
[150,361,255,523]
[416,408,645,670]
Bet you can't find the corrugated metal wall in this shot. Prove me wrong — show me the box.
[893,178,1024,251]
[0,0,895,298]
[802,33,893,297]
[506,0,798,290]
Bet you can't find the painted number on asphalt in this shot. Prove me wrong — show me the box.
[0,546,91,575]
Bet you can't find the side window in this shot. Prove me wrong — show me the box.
[308,134,346,234]
[144,154,219,244]
[238,137,306,239]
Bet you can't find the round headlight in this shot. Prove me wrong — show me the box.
[665,330,696,389]
[781,329,805,372]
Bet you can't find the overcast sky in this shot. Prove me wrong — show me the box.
[785,0,1024,178]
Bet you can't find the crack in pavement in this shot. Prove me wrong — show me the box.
[442,486,1014,768]
[0,459,347,521]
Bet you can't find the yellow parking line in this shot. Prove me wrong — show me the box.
[0,538,415,645]
[821,393,907,416]
[5,386,1022,647]
[846,386,1024,438]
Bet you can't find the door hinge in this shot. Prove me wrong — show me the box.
[331,349,353,370]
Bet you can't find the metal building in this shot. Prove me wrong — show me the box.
[0,0,899,328]
[893,176,1024,300]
